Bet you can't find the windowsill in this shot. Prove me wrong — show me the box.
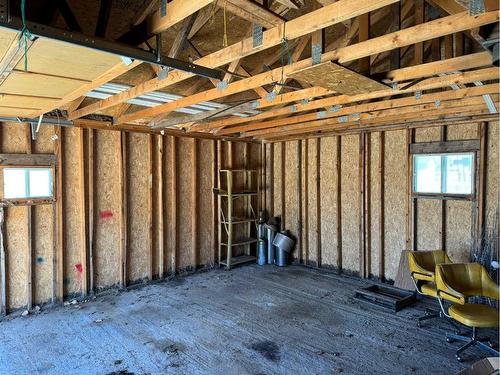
[412,193,474,201]
[0,198,56,207]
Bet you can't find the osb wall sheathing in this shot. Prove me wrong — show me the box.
[307,139,318,266]
[383,130,407,280]
[94,130,121,290]
[284,141,300,261]
[320,136,338,268]
[341,135,360,273]
[127,133,151,283]
[1,124,252,312]
[2,123,29,309]
[369,134,380,278]
[62,128,84,297]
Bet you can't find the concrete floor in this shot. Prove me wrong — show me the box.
[0,265,496,375]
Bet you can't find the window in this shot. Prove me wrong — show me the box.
[413,153,474,196]
[3,168,54,200]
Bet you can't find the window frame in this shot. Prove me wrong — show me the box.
[0,153,57,206]
[410,140,479,201]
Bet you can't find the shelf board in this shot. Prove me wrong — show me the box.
[221,237,258,247]
[220,255,256,267]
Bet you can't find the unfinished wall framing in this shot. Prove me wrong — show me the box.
[0,122,260,314]
[264,120,499,281]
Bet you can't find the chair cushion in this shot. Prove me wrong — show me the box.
[449,303,500,328]
[421,282,438,297]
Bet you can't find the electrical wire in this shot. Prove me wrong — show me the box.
[19,0,32,71]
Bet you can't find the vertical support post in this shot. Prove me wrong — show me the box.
[269,143,274,217]
[359,132,366,277]
[379,132,385,280]
[147,134,153,280]
[281,142,286,230]
[297,140,302,263]
[336,136,342,271]
[227,171,233,269]
[303,139,309,265]
[53,126,64,303]
[156,135,164,279]
[406,128,414,251]
[477,122,487,240]
[440,126,447,251]
[77,128,87,296]
[26,124,33,311]
[86,129,94,294]
[365,132,372,278]
[389,2,400,70]
[86,129,95,294]
[191,138,198,269]
[0,206,5,316]
[216,141,222,266]
[119,131,127,288]
[211,140,217,266]
[170,136,177,275]
[316,138,321,267]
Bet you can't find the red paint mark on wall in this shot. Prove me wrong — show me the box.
[75,263,83,273]
[99,210,113,220]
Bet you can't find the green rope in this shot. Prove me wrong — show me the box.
[19,0,32,71]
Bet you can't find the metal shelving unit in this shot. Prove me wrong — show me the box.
[217,169,258,269]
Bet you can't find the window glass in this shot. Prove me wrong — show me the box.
[414,155,441,193]
[4,169,27,199]
[413,153,474,195]
[444,154,473,194]
[28,169,53,197]
[3,168,53,200]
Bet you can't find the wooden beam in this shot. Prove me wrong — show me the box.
[170,136,178,275]
[216,140,222,265]
[119,132,127,288]
[53,126,64,303]
[440,125,447,251]
[78,128,87,296]
[359,132,365,277]
[280,142,286,230]
[222,0,285,28]
[71,0,400,119]
[192,138,198,269]
[269,143,274,217]
[237,82,499,136]
[358,13,370,74]
[414,0,424,64]
[378,131,385,280]
[86,129,95,294]
[0,206,5,315]
[156,135,164,279]
[188,6,214,39]
[303,139,309,265]
[148,135,153,280]
[212,140,217,266]
[405,128,414,251]
[56,0,82,32]
[316,138,321,267]
[336,136,342,271]
[95,0,113,37]
[477,122,487,239]
[148,0,215,34]
[0,153,56,166]
[26,125,33,311]
[365,132,371,277]
[116,11,499,124]
[297,140,302,263]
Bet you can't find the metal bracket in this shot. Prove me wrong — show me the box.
[301,99,309,105]
[253,24,263,48]
[216,80,228,91]
[290,105,297,113]
[338,115,348,123]
[329,105,341,112]
[251,100,260,109]
[120,56,134,66]
[434,100,441,108]
[157,67,169,80]
[311,44,322,65]
[415,91,422,100]
[160,0,167,17]
[316,111,327,119]
[351,113,360,120]
[266,91,276,102]
[469,0,484,15]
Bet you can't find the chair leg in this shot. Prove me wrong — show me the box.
[416,310,440,328]
[446,327,500,362]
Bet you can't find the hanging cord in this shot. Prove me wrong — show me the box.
[222,0,228,47]
[278,22,291,97]
[19,0,32,71]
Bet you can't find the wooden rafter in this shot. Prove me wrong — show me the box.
[69,0,400,120]
[148,0,215,34]
[113,11,499,125]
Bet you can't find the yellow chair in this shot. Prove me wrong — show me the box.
[408,250,452,327]
[435,263,500,362]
